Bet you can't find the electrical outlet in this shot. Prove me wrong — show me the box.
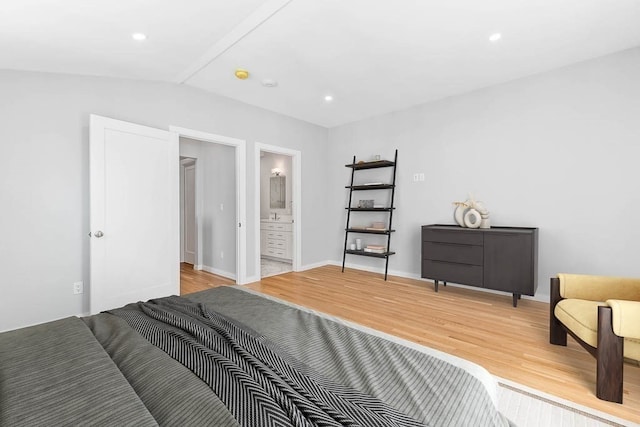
[73,281,83,294]
[220,251,224,259]
[413,173,419,182]
[418,173,425,181]
[220,203,224,211]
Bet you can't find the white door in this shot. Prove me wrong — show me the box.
[183,164,197,265]
[90,115,179,314]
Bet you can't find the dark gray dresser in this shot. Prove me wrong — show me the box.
[421,224,538,307]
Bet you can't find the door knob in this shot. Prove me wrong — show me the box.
[94,231,104,238]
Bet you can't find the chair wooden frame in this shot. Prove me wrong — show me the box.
[549,277,624,403]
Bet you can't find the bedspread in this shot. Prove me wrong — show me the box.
[1,286,511,426]
[109,296,427,427]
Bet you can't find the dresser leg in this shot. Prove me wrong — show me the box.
[434,280,439,292]
[512,293,520,307]
[443,282,447,287]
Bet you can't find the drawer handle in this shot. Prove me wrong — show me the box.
[431,260,476,268]
[430,242,478,247]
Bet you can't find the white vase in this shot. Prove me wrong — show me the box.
[464,209,482,228]
[479,211,490,229]
[454,205,468,227]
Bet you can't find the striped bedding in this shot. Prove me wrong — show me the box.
[0,286,511,426]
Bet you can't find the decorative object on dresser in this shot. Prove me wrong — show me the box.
[421,224,538,307]
[453,195,490,229]
[463,209,482,228]
[342,150,398,280]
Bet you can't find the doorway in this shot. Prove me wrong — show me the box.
[172,126,247,286]
[180,158,197,265]
[254,143,302,279]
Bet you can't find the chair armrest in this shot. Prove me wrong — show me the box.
[558,273,640,301]
[606,299,640,339]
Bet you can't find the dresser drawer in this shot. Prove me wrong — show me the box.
[422,241,483,266]
[263,222,292,232]
[267,240,286,249]
[266,231,287,240]
[422,228,483,246]
[265,248,286,258]
[421,260,483,287]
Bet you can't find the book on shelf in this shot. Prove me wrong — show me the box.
[364,248,386,254]
[365,227,387,231]
[364,244,386,254]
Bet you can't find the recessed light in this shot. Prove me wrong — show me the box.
[489,33,501,42]
[131,33,147,41]
[324,95,334,102]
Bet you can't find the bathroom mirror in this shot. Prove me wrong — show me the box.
[270,175,286,209]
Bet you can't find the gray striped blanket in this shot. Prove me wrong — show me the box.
[110,296,427,427]
[1,286,510,426]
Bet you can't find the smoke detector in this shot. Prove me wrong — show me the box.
[261,79,278,88]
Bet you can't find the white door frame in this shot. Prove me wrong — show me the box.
[254,143,302,275]
[170,126,247,285]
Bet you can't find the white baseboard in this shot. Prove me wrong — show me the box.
[243,260,331,285]
[243,274,261,284]
[299,260,332,271]
[200,265,236,280]
[327,259,410,280]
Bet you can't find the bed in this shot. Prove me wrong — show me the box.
[0,286,511,426]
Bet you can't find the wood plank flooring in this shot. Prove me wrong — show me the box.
[180,263,235,294]
[181,264,640,424]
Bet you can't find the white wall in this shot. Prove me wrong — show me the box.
[3,47,639,330]
[0,69,328,331]
[328,47,640,299]
[260,152,292,218]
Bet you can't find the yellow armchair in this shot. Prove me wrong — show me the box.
[549,274,640,403]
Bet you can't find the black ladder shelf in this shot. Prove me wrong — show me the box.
[342,149,398,280]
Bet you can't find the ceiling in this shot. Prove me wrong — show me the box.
[2,0,640,127]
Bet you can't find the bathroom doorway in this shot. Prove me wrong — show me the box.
[254,143,301,279]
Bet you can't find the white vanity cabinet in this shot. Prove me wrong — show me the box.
[260,221,292,261]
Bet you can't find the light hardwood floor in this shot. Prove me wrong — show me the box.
[180,263,235,294]
[180,264,640,424]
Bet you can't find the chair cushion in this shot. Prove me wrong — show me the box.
[558,274,640,301]
[606,299,640,339]
[627,338,640,361]
[555,299,640,361]
[555,299,606,348]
